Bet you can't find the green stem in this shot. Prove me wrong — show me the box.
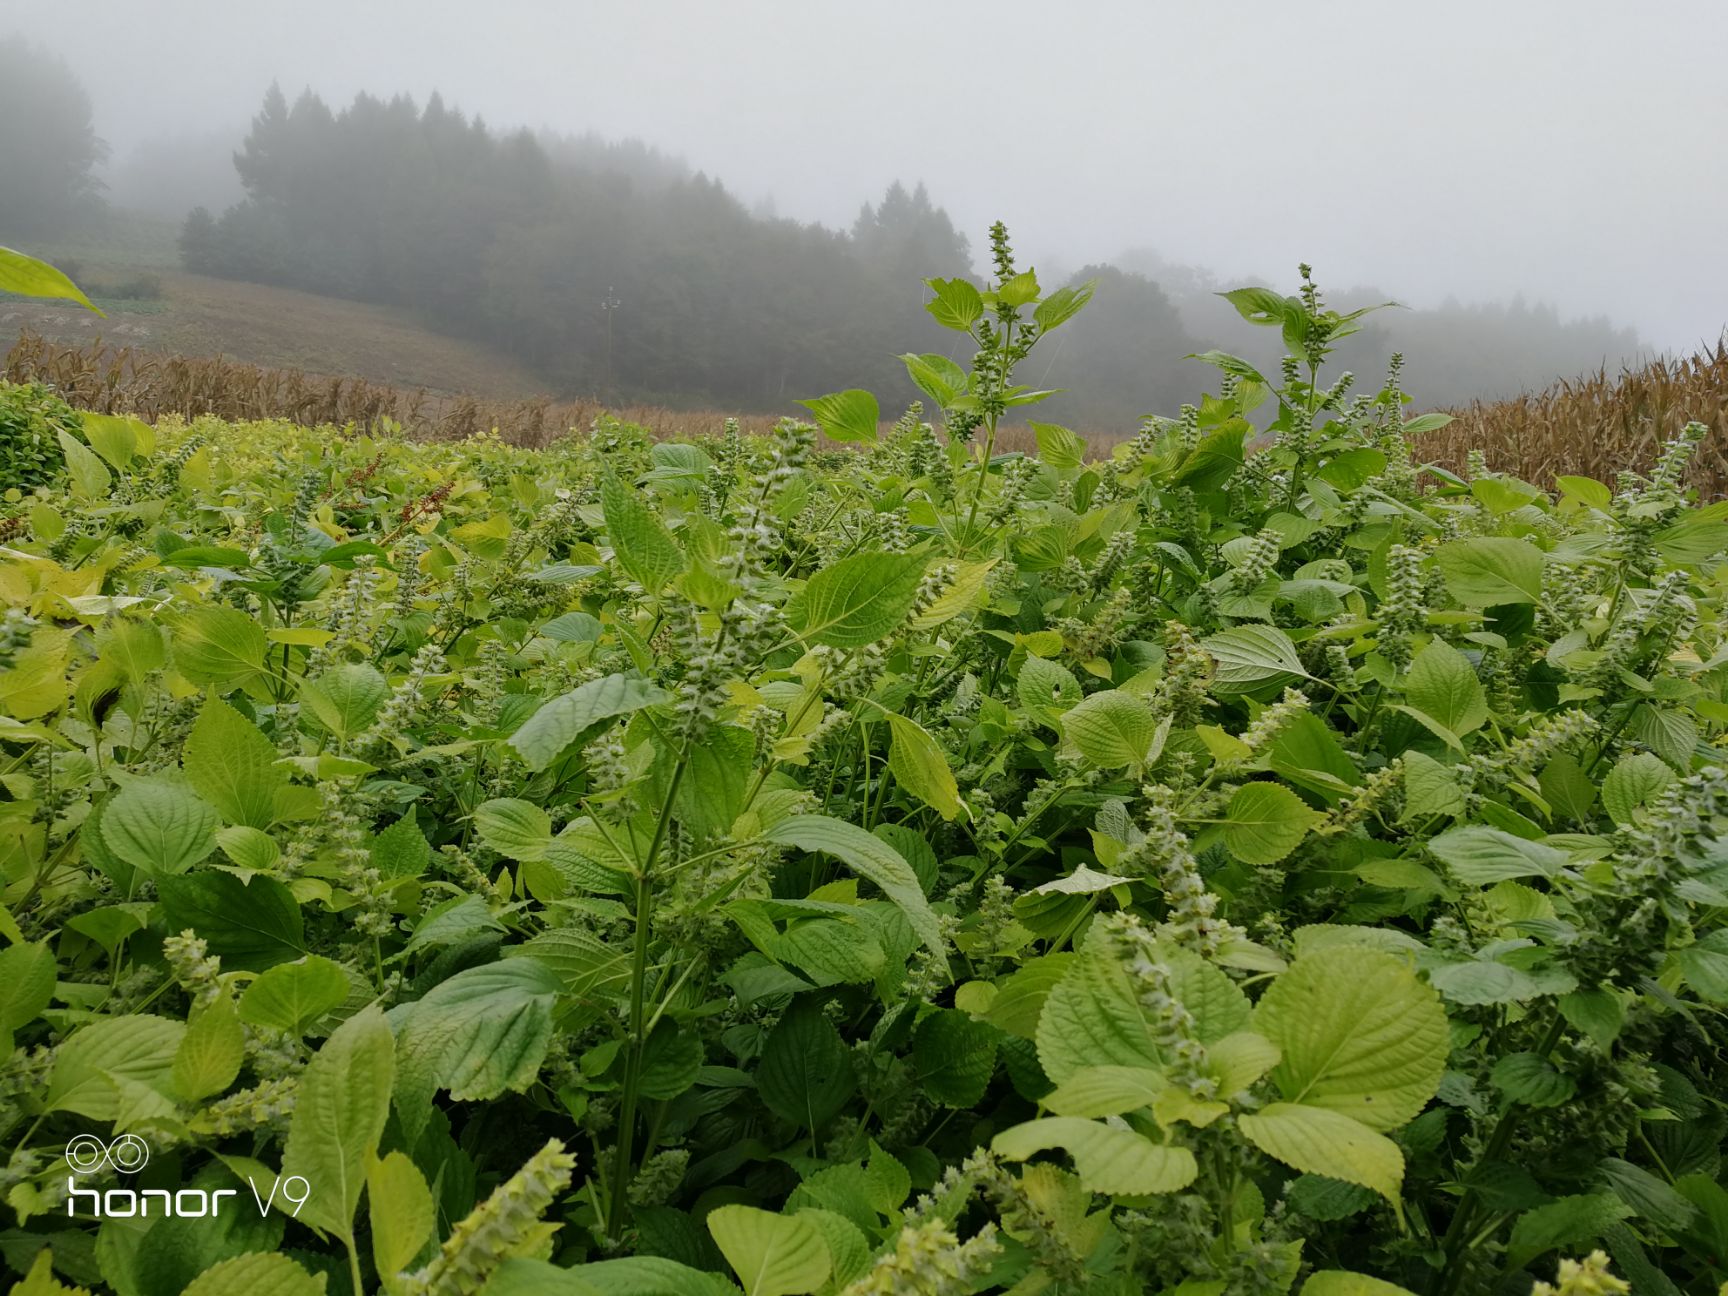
[606,750,690,1236]
[960,316,1008,550]
[344,1234,364,1296]
[1000,785,1067,853]
[961,415,1001,549]
[868,760,892,830]
[1585,705,1634,777]
[1431,1010,1567,1295]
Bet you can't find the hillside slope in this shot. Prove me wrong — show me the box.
[2,260,549,400]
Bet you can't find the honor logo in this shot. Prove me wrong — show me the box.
[64,1136,311,1219]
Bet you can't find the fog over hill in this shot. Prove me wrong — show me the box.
[3,0,1724,420]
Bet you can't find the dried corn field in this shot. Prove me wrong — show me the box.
[1426,340,1728,497]
[0,331,789,447]
[9,329,1727,491]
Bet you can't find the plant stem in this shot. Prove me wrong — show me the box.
[344,1235,364,1296]
[962,414,1000,546]
[606,749,689,1237]
[961,317,1008,549]
[1430,1009,1567,1294]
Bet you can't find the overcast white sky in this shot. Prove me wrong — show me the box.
[9,0,1726,350]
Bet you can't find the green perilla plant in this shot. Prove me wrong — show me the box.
[0,248,1726,1296]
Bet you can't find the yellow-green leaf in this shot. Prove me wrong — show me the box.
[881,710,964,821]
[993,1116,1198,1195]
[1238,1102,1404,1206]
[182,1253,326,1296]
[706,1204,831,1296]
[368,1150,435,1279]
[0,246,101,312]
[172,998,245,1103]
[1254,947,1447,1130]
[281,1005,394,1241]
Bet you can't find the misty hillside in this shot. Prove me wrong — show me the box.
[1,34,1684,428]
[4,259,548,398]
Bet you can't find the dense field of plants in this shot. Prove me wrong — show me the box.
[0,232,1726,1295]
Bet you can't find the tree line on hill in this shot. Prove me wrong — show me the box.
[1,34,1653,429]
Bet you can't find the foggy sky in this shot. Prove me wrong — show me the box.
[8,0,1726,352]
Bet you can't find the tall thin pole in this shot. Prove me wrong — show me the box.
[601,286,622,404]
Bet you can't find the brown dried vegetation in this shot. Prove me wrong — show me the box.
[1,331,788,447]
[1426,340,1728,497]
[10,330,1727,494]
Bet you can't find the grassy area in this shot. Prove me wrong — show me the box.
[17,211,185,272]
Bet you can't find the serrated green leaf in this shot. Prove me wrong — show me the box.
[301,663,388,741]
[183,697,285,829]
[1601,752,1674,826]
[900,352,966,408]
[1255,947,1447,1130]
[1017,654,1081,721]
[158,871,305,971]
[239,956,350,1036]
[756,1001,855,1131]
[1042,1066,1167,1118]
[1427,827,1565,885]
[913,1009,997,1107]
[1061,689,1160,768]
[172,998,244,1103]
[474,797,554,861]
[1030,421,1086,470]
[1629,704,1697,772]
[1491,1051,1576,1106]
[171,605,268,688]
[46,1015,184,1119]
[0,942,56,1035]
[1038,936,1248,1084]
[282,1005,393,1242]
[508,673,670,772]
[394,961,560,1142]
[1301,1272,1418,1295]
[789,551,928,648]
[1434,538,1544,606]
[371,811,431,878]
[880,711,963,821]
[798,389,879,446]
[105,780,218,877]
[1599,1157,1698,1231]
[369,1151,435,1279]
[993,1116,1198,1195]
[1202,625,1311,691]
[1558,989,1625,1048]
[602,472,684,594]
[1505,1193,1631,1269]
[1239,1103,1405,1206]
[81,413,140,469]
[0,245,102,311]
[1221,783,1325,865]
[1034,279,1095,333]
[924,276,984,331]
[56,430,110,498]
[761,814,942,960]
[1402,750,1466,820]
[1405,641,1488,736]
[182,1254,326,1296]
